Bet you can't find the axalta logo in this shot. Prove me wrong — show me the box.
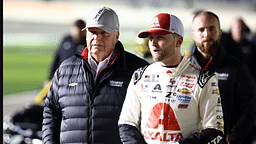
[146,103,180,130]
[143,131,183,142]
[143,103,183,142]
[178,88,191,94]
[208,135,223,144]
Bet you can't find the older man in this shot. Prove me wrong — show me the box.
[42,7,148,144]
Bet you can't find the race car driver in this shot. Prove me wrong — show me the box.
[118,13,224,144]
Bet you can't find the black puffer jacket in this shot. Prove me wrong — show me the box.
[42,41,149,144]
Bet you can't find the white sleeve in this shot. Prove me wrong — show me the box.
[118,73,141,129]
[199,75,224,133]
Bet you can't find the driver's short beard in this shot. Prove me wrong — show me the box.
[196,39,220,57]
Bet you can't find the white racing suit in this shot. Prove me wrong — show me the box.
[118,56,224,144]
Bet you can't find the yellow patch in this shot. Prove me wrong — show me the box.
[69,83,78,86]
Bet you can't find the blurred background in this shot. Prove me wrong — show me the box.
[3,0,256,117]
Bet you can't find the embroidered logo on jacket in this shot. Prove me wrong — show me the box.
[109,80,123,87]
[214,72,229,81]
[69,83,78,86]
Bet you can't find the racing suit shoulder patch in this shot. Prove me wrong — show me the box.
[198,69,215,88]
[134,65,148,85]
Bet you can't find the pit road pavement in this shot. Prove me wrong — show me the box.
[3,90,41,119]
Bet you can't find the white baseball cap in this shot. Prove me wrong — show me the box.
[138,13,184,38]
[82,7,119,33]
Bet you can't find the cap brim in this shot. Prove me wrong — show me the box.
[82,24,114,33]
[138,29,171,38]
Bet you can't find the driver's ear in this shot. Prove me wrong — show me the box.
[176,35,183,48]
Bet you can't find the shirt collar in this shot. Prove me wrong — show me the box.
[88,51,114,74]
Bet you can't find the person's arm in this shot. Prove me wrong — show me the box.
[48,48,60,81]
[48,36,68,81]
[228,64,256,143]
[42,73,61,144]
[118,67,147,143]
[118,124,147,144]
[177,72,224,144]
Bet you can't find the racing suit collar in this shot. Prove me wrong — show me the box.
[155,54,192,77]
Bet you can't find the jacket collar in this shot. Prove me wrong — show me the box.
[80,41,127,70]
[189,43,227,71]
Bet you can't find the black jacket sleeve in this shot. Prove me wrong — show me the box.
[42,73,61,144]
[48,48,60,80]
[228,64,256,143]
[118,124,147,144]
[177,128,224,144]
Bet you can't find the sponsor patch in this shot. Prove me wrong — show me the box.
[181,74,196,80]
[177,88,191,94]
[152,74,160,82]
[179,82,194,88]
[165,92,177,98]
[152,84,162,93]
[211,82,217,86]
[217,97,222,106]
[212,89,220,95]
[214,72,229,81]
[110,80,123,87]
[140,95,157,99]
[144,75,150,82]
[141,84,150,92]
[177,95,192,103]
[178,104,188,108]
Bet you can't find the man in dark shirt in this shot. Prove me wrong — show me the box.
[189,11,256,144]
[47,19,87,81]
